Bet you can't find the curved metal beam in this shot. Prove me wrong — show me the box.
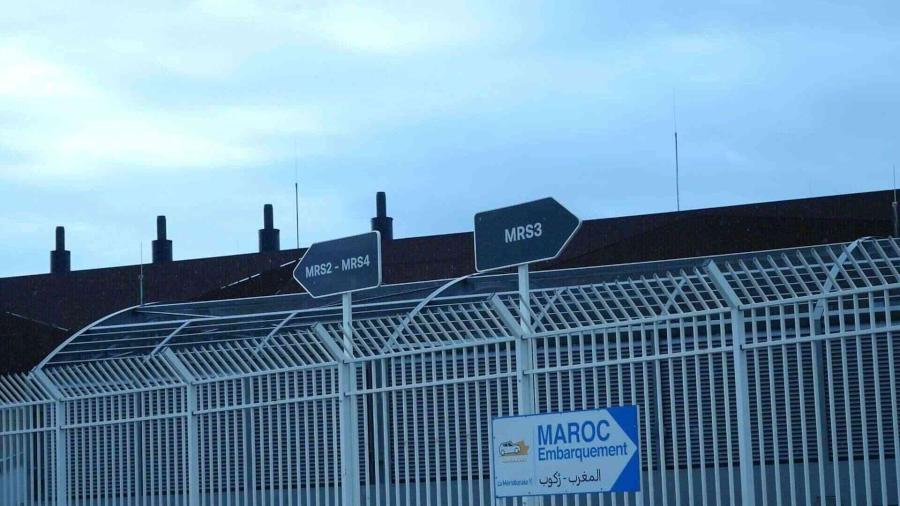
[33,303,142,373]
[380,272,480,354]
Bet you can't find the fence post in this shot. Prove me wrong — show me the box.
[162,349,200,506]
[32,369,67,506]
[706,260,757,506]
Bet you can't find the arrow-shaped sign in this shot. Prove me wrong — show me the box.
[293,231,382,298]
[474,197,581,272]
[490,405,641,498]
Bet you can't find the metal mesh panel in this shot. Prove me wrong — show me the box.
[357,341,518,505]
[0,399,56,505]
[195,368,342,505]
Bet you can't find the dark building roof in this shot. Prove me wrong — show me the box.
[0,249,302,335]
[0,312,69,374]
[0,189,894,373]
[198,189,895,300]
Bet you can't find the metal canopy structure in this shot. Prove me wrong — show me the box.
[1,237,899,505]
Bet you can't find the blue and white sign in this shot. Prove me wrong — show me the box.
[490,406,640,497]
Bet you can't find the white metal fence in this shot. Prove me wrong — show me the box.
[2,237,900,505]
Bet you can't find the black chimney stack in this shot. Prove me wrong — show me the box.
[50,226,71,274]
[152,216,173,263]
[371,191,393,240]
[259,204,280,252]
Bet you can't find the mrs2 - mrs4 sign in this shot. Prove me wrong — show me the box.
[292,231,382,298]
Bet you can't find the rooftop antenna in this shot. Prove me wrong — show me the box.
[294,163,300,250]
[139,241,145,306]
[673,90,681,212]
[893,165,898,237]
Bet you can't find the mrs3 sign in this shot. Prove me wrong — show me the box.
[490,406,641,498]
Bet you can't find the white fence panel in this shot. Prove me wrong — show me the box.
[1,238,900,506]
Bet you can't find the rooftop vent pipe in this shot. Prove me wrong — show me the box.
[152,216,173,263]
[50,226,71,274]
[259,204,280,252]
[371,191,393,241]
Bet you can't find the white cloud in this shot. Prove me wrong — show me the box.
[54,117,259,170]
[0,45,96,100]
[0,1,510,184]
[310,3,485,54]
[0,212,54,240]
[0,42,329,182]
[190,0,492,55]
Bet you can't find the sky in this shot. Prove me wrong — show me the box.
[0,0,898,278]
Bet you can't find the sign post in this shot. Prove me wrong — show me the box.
[474,198,582,504]
[293,231,382,506]
[517,263,534,411]
[338,290,358,506]
[491,406,641,497]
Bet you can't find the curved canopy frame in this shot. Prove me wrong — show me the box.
[4,236,896,403]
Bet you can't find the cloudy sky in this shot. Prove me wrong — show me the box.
[0,1,898,277]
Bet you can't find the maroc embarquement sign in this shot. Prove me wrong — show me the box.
[474,197,581,272]
[491,406,641,497]
[293,231,381,298]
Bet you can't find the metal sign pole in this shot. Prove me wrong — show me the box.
[516,263,540,505]
[292,231,379,505]
[339,292,360,506]
[474,197,579,504]
[343,293,353,357]
[517,265,535,406]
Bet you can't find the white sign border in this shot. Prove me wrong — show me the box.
[489,406,641,499]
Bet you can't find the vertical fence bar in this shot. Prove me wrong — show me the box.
[32,369,68,506]
[810,308,831,503]
[161,350,199,506]
[705,260,757,506]
[887,291,900,506]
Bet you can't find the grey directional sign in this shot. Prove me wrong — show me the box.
[293,231,382,298]
[474,197,581,272]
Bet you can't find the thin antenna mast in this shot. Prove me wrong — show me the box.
[294,167,300,250]
[673,90,681,212]
[893,164,897,202]
[893,165,898,237]
[139,241,144,306]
